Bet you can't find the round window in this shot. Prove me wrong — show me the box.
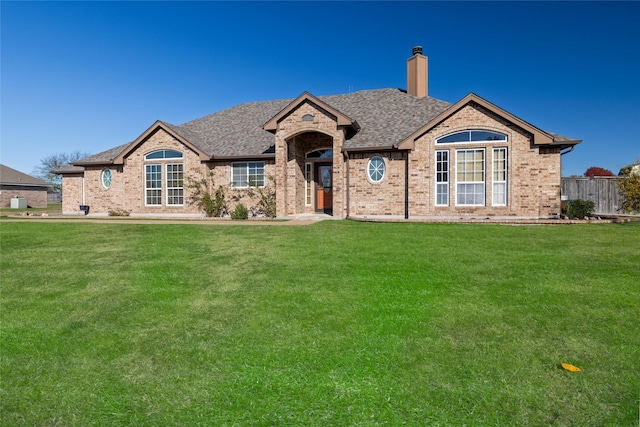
[102,169,112,188]
[368,156,385,183]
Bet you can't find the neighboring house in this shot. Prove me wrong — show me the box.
[0,164,52,208]
[58,47,581,219]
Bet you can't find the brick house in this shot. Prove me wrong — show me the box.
[58,47,581,219]
[0,164,52,208]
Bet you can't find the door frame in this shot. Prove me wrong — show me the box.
[314,162,333,214]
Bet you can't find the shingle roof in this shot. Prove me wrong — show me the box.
[74,89,452,163]
[71,88,579,165]
[0,164,52,186]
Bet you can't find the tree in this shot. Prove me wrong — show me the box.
[32,151,90,192]
[584,166,615,177]
[617,161,640,213]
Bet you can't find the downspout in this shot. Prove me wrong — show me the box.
[560,146,575,156]
[82,175,85,205]
[404,150,409,219]
[344,150,350,218]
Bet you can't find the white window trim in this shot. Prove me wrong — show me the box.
[436,130,508,145]
[305,162,313,206]
[165,163,184,206]
[145,164,162,206]
[101,168,112,189]
[455,148,485,207]
[231,162,265,188]
[492,148,508,206]
[367,156,386,183]
[435,150,449,206]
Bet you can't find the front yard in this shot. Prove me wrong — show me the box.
[1,221,638,425]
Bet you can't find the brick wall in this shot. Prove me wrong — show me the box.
[274,102,346,217]
[402,103,562,218]
[0,185,48,208]
[61,129,275,216]
[348,152,407,217]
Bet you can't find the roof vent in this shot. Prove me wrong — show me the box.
[412,46,423,56]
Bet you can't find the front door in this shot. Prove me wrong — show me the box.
[315,163,333,214]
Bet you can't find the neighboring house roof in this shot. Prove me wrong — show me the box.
[51,164,86,174]
[70,88,580,166]
[0,164,52,187]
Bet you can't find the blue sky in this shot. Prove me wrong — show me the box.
[2,1,639,177]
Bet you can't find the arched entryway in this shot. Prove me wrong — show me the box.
[280,130,337,216]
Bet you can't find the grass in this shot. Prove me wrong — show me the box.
[1,221,638,426]
[0,202,62,216]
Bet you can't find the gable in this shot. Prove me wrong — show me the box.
[263,92,359,133]
[112,121,209,164]
[397,93,581,150]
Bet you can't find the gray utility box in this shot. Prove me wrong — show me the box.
[11,198,27,209]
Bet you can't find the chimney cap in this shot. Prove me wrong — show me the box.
[412,46,423,56]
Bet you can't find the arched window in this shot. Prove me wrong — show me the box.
[306,149,333,159]
[144,149,183,160]
[436,130,507,144]
[143,150,183,206]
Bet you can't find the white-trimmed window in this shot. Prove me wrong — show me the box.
[368,156,386,183]
[456,149,485,206]
[145,164,162,206]
[102,169,112,189]
[232,162,265,188]
[435,150,449,206]
[166,163,184,205]
[305,163,312,206]
[145,149,183,160]
[492,148,507,206]
[437,130,507,144]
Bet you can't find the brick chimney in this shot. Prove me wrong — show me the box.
[407,46,428,98]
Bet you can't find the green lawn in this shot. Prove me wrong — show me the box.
[0,202,62,216]
[1,221,638,426]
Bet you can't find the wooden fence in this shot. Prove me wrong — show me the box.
[561,177,621,215]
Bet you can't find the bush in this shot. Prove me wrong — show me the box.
[617,162,640,213]
[230,203,248,220]
[247,175,277,218]
[108,209,130,217]
[187,171,227,217]
[566,199,595,219]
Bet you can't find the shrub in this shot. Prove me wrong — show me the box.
[230,203,249,220]
[247,175,277,218]
[617,161,640,213]
[108,209,130,217]
[566,199,595,219]
[187,171,227,217]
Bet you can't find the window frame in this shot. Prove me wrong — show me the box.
[144,149,183,160]
[492,147,508,206]
[165,163,184,206]
[436,130,507,144]
[305,162,313,206]
[367,156,386,183]
[435,150,449,206]
[231,162,265,188]
[455,148,485,206]
[145,164,162,206]
[101,168,112,189]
